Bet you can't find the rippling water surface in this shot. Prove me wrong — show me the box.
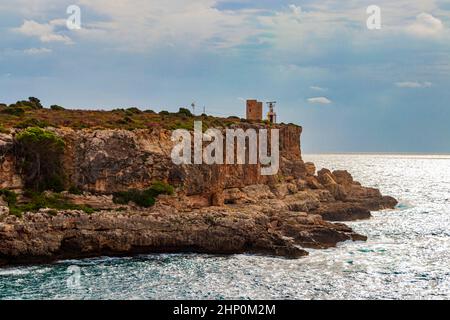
[1,154,449,300]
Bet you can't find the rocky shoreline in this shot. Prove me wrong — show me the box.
[0,124,397,266]
[0,170,396,266]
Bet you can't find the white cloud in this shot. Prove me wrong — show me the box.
[288,4,302,16]
[14,20,73,44]
[71,0,263,51]
[23,47,52,55]
[407,13,444,37]
[4,0,449,54]
[310,86,327,91]
[307,97,332,104]
[395,81,432,88]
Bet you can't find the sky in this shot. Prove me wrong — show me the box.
[0,0,449,153]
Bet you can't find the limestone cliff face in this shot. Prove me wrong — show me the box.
[59,128,174,193]
[0,123,394,212]
[50,124,305,200]
[0,134,22,190]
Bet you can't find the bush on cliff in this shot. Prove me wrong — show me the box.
[50,105,65,111]
[15,127,66,192]
[177,108,193,117]
[0,105,25,116]
[0,189,17,207]
[10,97,43,110]
[14,118,50,129]
[125,107,142,115]
[113,181,174,208]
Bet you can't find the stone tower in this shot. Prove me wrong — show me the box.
[246,99,263,121]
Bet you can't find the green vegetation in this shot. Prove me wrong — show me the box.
[0,97,43,118]
[68,185,83,195]
[14,118,50,129]
[0,97,270,132]
[50,105,65,111]
[0,124,9,134]
[0,105,25,116]
[113,181,174,208]
[0,189,95,217]
[26,97,44,109]
[0,189,18,207]
[125,107,142,115]
[20,191,95,214]
[177,107,193,117]
[16,127,66,192]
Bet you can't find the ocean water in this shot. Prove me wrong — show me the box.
[1,154,449,300]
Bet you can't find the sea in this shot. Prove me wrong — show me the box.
[1,154,449,300]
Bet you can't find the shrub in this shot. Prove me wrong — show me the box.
[116,116,133,125]
[12,97,43,110]
[1,105,25,116]
[125,107,142,115]
[28,97,43,109]
[68,185,83,195]
[159,110,170,115]
[178,107,193,117]
[113,181,174,208]
[149,181,174,195]
[16,127,66,192]
[50,105,65,111]
[14,118,50,129]
[113,189,155,207]
[0,189,18,206]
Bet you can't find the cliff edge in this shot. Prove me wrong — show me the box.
[0,109,397,266]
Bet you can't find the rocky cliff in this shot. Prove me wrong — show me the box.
[0,123,397,266]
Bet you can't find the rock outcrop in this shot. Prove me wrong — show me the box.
[0,197,368,266]
[0,123,397,265]
[0,134,22,190]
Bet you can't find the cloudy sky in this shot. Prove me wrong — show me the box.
[1,0,449,153]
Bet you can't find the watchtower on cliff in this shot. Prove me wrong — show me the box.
[246,100,263,121]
